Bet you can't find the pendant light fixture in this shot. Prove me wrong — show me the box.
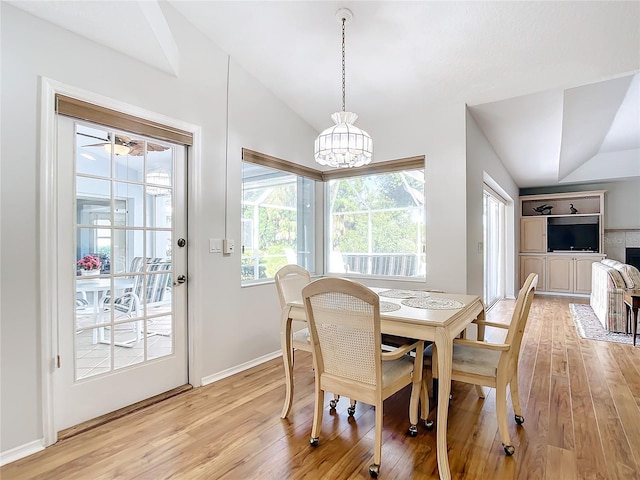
[314,8,373,168]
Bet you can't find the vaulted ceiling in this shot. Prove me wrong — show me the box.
[8,0,640,188]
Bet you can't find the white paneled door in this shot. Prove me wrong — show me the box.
[54,116,188,432]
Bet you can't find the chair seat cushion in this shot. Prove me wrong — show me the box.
[425,343,500,378]
[382,355,415,385]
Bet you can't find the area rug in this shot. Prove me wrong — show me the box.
[569,304,633,345]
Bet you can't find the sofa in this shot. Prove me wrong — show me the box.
[590,259,640,332]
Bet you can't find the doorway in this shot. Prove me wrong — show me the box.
[483,185,507,308]
[53,115,189,432]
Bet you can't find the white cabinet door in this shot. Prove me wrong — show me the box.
[547,256,573,293]
[520,255,546,291]
[520,217,547,253]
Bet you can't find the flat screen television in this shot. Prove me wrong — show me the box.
[547,224,599,252]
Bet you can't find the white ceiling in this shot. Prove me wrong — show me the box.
[8,0,640,188]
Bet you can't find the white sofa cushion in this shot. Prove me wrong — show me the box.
[602,259,623,268]
[615,264,640,288]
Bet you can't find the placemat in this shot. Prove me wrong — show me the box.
[401,296,464,310]
[378,289,429,299]
[380,301,401,312]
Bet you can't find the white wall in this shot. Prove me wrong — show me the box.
[465,110,520,298]
[0,2,480,458]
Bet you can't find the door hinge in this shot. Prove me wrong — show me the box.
[57,355,61,368]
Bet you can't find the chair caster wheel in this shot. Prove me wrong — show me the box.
[515,414,524,425]
[310,437,319,447]
[347,405,356,416]
[503,444,515,456]
[368,464,380,478]
[329,399,338,409]
[424,419,434,430]
[408,424,418,437]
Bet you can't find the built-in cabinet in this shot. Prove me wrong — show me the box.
[519,190,606,295]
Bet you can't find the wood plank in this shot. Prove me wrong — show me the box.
[545,445,578,480]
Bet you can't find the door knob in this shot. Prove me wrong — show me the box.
[177,238,186,247]
[174,274,187,285]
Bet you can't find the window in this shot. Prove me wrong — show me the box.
[241,158,316,282]
[326,167,425,277]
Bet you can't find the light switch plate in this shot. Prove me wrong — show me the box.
[209,238,222,253]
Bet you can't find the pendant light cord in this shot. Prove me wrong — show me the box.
[341,17,346,112]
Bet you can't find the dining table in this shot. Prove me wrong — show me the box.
[280,286,485,480]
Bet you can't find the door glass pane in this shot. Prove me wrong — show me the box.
[114,182,144,227]
[112,229,143,274]
[75,327,111,379]
[76,125,112,177]
[73,122,177,380]
[113,135,144,181]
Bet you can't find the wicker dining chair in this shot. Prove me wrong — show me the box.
[275,265,351,418]
[303,277,424,478]
[421,273,538,456]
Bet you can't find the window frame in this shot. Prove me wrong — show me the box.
[241,149,426,283]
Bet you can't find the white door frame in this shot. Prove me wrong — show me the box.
[39,77,204,446]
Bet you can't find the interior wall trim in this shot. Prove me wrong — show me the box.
[242,148,425,182]
[242,148,323,181]
[56,94,193,146]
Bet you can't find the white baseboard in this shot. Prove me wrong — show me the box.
[536,291,590,298]
[1,439,45,466]
[201,350,282,386]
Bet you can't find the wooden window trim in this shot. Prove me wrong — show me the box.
[242,149,323,181]
[56,94,193,146]
[242,148,424,182]
[321,156,425,181]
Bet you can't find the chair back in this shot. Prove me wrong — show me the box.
[503,273,538,368]
[146,258,172,305]
[303,277,381,387]
[275,264,311,309]
[114,257,171,314]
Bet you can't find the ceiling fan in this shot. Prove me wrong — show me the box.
[81,133,168,156]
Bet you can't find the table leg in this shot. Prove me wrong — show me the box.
[475,308,486,342]
[434,328,452,480]
[633,306,638,347]
[474,308,486,398]
[280,308,295,418]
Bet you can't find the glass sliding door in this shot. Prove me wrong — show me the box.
[483,187,506,308]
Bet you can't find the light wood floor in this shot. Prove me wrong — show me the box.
[3,295,640,479]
